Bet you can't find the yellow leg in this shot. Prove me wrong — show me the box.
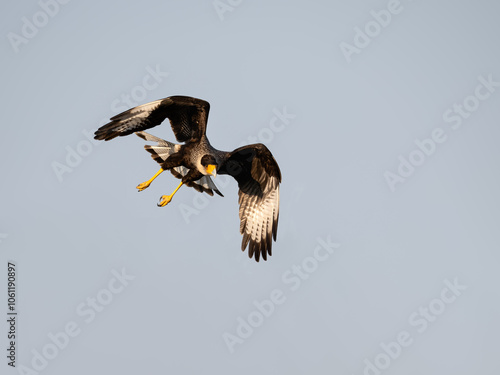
[137,168,164,192]
[158,181,184,207]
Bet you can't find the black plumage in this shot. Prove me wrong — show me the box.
[94,96,281,262]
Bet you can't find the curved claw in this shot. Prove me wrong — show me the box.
[157,195,172,207]
[157,181,183,207]
[137,181,150,192]
[137,168,164,192]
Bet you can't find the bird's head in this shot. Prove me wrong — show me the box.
[201,155,218,177]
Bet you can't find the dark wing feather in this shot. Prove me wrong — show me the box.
[94,96,210,142]
[220,144,281,262]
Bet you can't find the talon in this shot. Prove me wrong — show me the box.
[137,181,150,192]
[137,168,164,192]
[157,181,184,207]
[158,195,172,207]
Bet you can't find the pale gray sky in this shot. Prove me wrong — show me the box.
[1,1,500,374]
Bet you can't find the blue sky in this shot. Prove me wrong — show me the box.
[1,1,500,374]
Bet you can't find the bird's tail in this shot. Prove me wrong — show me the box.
[135,131,179,164]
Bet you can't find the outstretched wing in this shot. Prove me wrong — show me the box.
[136,131,222,197]
[221,144,281,262]
[94,96,210,142]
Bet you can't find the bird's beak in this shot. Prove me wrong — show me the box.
[206,164,217,177]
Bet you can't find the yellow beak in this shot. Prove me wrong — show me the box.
[206,164,217,177]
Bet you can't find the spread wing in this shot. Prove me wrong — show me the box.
[135,131,222,197]
[221,144,281,262]
[94,96,210,143]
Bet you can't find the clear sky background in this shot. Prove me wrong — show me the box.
[1,0,499,374]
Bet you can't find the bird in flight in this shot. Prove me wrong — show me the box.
[94,96,281,262]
